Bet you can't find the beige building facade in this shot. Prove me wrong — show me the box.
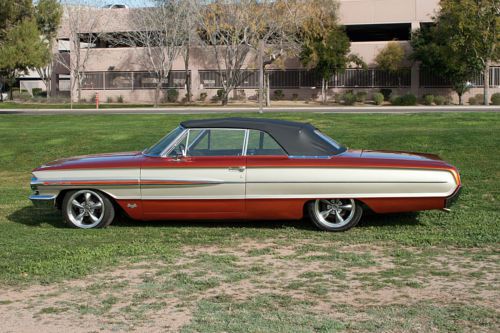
[51,0,499,104]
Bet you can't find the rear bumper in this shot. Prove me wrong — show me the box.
[445,186,462,209]
[29,194,57,208]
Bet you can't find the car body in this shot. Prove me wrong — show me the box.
[30,118,461,230]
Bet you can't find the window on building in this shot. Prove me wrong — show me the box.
[345,23,411,42]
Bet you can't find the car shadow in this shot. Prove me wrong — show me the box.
[9,205,422,230]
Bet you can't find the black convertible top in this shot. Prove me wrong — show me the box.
[180,118,345,156]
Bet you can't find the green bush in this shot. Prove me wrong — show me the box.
[273,90,285,101]
[391,93,417,106]
[475,94,484,105]
[292,93,299,101]
[434,95,445,105]
[106,96,113,103]
[380,88,392,101]
[468,96,478,105]
[423,94,434,106]
[165,89,179,103]
[32,88,44,97]
[199,92,208,101]
[342,92,357,105]
[372,92,384,105]
[117,95,124,103]
[491,92,500,105]
[356,91,368,103]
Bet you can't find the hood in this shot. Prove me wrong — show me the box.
[34,151,142,171]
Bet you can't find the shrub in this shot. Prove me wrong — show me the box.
[423,94,434,106]
[468,96,478,105]
[372,92,384,105]
[106,96,113,103]
[434,95,445,105]
[292,93,299,101]
[199,92,208,101]
[342,92,357,105]
[273,89,284,100]
[391,93,417,106]
[474,94,484,105]
[166,89,179,103]
[491,92,500,105]
[237,89,246,101]
[117,95,124,103]
[32,88,44,97]
[356,91,368,103]
[380,88,392,101]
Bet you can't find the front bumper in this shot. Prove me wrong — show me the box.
[445,186,462,209]
[29,194,57,208]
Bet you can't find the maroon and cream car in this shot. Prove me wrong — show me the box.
[30,118,461,231]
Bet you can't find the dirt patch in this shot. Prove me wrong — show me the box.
[1,240,498,332]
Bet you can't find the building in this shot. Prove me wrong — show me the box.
[29,0,500,103]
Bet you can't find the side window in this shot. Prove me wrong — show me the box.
[187,129,246,157]
[247,130,286,156]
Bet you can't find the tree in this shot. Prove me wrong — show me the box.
[299,0,365,103]
[375,42,405,73]
[35,0,63,98]
[411,24,475,105]
[56,1,104,105]
[0,19,49,99]
[0,0,33,100]
[197,0,256,105]
[437,0,499,105]
[126,1,192,107]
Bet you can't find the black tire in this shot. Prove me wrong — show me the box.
[62,189,115,229]
[308,199,362,232]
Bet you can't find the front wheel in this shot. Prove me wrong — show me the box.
[308,199,362,232]
[62,190,115,229]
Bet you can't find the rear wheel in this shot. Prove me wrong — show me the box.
[62,190,115,229]
[308,199,362,232]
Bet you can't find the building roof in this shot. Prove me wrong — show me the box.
[180,118,345,156]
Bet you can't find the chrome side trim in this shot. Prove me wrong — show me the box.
[29,194,57,208]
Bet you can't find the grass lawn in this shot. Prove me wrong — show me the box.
[0,112,498,332]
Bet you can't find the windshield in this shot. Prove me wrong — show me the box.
[314,130,344,151]
[143,126,185,156]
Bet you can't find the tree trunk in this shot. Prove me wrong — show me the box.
[184,47,191,103]
[258,40,264,113]
[321,78,326,104]
[265,72,270,107]
[458,93,463,105]
[221,92,228,106]
[154,82,161,107]
[484,62,490,106]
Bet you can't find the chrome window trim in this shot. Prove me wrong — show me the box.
[242,129,250,156]
[159,127,189,157]
[162,128,247,157]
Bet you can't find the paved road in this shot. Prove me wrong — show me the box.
[0,105,499,115]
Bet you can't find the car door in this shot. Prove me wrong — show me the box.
[140,128,247,219]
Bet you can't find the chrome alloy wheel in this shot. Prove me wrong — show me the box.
[313,199,356,228]
[66,190,105,229]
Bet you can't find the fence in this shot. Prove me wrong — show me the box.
[81,71,189,90]
[420,67,500,88]
[199,69,411,89]
[79,67,500,91]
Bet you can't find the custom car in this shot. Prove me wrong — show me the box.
[30,118,461,231]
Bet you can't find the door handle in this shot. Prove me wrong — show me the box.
[228,166,245,172]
